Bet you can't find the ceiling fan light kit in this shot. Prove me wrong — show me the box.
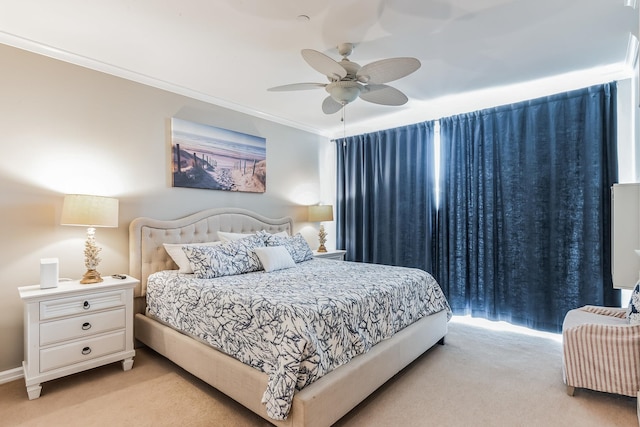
[326,81,362,104]
[268,42,421,114]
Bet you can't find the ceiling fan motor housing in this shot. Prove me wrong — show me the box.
[339,59,361,80]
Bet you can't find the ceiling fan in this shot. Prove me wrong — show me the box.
[268,43,421,114]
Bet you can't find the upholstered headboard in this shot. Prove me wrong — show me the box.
[128,208,294,297]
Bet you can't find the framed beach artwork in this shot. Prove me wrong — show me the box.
[170,118,266,193]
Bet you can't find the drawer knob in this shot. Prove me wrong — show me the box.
[81,347,92,355]
[81,322,91,331]
[83,301,90,310]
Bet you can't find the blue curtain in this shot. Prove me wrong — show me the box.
[335,122,437,272]
[436,83,619,332]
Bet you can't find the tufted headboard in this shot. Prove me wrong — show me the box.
[128,207,294,297]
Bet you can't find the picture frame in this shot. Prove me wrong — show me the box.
[170,118,266,193]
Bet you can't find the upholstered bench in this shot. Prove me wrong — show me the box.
[562,305,640,421]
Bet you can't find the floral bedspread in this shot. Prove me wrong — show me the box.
[146,259,451,420]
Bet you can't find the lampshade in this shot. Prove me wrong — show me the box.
[61,194,119,227]
[308,205,333,222]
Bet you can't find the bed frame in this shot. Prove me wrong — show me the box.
[129,207,448,427]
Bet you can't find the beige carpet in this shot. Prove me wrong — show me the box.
[1,318,636,427]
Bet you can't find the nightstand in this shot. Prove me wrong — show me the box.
[313,249,347,261]
[18,275,138,400]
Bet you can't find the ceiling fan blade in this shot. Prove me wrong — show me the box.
[301,49,347,81]
[360,84,409,106]
[267,83,326,92]
[356,57,421,84]
[322,96,344,114]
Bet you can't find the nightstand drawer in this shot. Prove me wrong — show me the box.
[40,290,126,320]
[39,330,126,372]
[40,308,126,346]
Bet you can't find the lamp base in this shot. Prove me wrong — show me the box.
[317,224,328,253]
[80,269,103,284]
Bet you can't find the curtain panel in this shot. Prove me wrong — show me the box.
[335,122,437,272]
[437,83,618,332]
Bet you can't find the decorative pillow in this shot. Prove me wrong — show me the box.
[627,282,640,325]
[260,231,313,263]
[182,234,265,279]
[163,242,222,274]
[217,230,288,242]
[254,246,296,272]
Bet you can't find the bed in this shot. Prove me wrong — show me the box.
[129,207,450,427]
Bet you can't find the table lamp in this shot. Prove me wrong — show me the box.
[61,194,119,284]
[308,205,333,253]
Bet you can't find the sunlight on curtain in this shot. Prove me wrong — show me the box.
[434,121,441,208]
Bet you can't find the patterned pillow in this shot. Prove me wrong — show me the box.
[163,241,222,274]
[182,234,265,279]
[627,282,640,325]
[259,231,313,263]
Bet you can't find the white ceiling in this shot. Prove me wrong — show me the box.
[0,0,637,138]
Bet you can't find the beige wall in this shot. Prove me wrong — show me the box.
[0,43,331,371]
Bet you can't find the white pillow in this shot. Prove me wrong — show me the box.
[254,246,296,272]
[218,230,289,242]
[163,242,222,273]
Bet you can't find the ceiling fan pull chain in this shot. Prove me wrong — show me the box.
[342,105,347,142]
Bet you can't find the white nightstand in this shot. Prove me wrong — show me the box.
[313,249,347,261]
[18,275,138,400]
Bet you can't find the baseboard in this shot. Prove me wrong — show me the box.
[0,366,24,384]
